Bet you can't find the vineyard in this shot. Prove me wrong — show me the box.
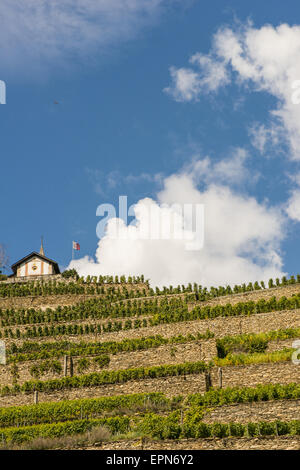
[0,272,300,450]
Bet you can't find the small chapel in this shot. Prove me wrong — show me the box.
[10,240,60,278]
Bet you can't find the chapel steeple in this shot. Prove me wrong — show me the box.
[39,236,45,256]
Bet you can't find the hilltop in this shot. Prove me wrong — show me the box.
[0,272,299,450]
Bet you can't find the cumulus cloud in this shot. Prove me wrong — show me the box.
[183,147,253,186]
[286,172,300,222]
[69,155,286,287]
[86,167,164,196]
[0,0,175,73]
[87,148,250,198]
[248,122,286,155]
[164,53,229,101]
[286,189,300,222]
[165,22,300,160]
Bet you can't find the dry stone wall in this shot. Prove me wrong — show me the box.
[92,435,300,450]
[0,294,98,310]
[3,308,299,363]
[1,280,300,450]
[0,339,216,386]
[8,307,296,347]
[1,275,63,285]
[1,331,298,388]
[202,399,300,424]
[190,283,300,309]
[0,281,299,311]
[0,361,299,408]
[267,338,297,353]
[0,284,149,310]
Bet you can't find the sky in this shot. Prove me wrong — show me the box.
[1,0,300,287]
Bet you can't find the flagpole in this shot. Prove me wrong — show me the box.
[72,242,74,261]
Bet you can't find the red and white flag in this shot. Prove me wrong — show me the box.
[72,241,80,251]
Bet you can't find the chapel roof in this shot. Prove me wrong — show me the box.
[11,252,60,275]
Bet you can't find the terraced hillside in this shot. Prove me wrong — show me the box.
[0,273,299,450]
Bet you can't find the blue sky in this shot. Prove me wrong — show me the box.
[1,0,300,287]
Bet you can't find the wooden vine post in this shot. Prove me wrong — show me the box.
[69,355,74,377]
[218,367,223,389]
[205,371,212,392]
[34,391,38,404]
[63,355,68,377]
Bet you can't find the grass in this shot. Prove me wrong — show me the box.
[214,348,295,367]
[0,425,112,450]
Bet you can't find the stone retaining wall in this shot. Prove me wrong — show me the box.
[1,361,298,408]
[0,339,216,386]
[10,307,296,346]
[2,306,299,353]
[190,283,300,309]
[202,399,300,424]
[1,330,298,387]
[0,294,98,310]
[0,275,63,285]
[0,284,149,310]
[0,282,300,311]
[89,435,300,450]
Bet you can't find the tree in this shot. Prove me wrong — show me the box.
[0,244,9,274]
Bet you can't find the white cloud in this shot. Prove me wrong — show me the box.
[69,156,285,288]
[286,189,300,222]
[165,22,300,160]
[124,172,164,185]
[164,67,203,102]
[86,168,163,195]
[184,147,252,186]
[248,122,286,155]
[248,124,269,154]
[286,173,300,222]
[0,0,175,73]
[164,53,229,101]
[86,147,251,199]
